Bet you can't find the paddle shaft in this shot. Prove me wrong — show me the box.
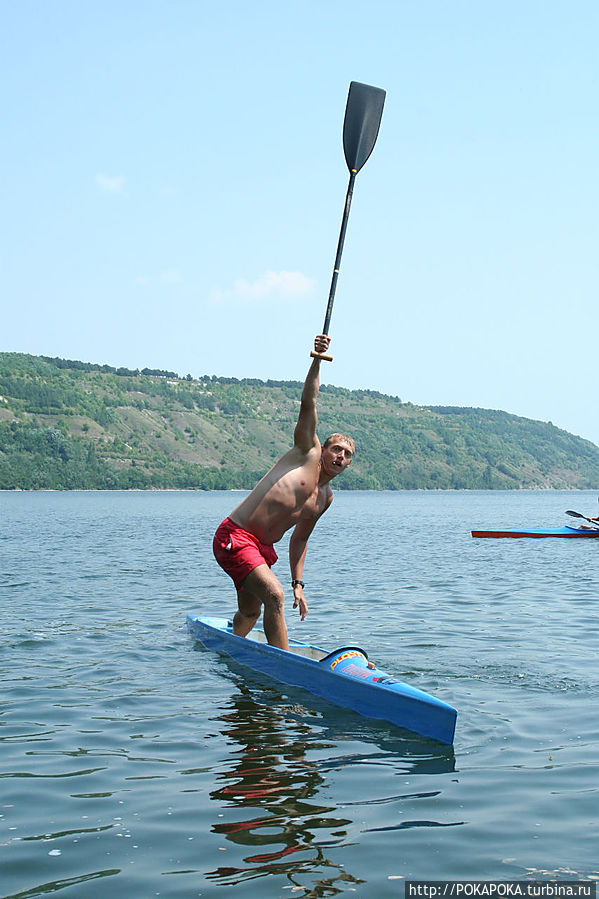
[310,170,357,362]
[323,169,356,335]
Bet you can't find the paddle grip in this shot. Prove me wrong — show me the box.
[310,351,333,362]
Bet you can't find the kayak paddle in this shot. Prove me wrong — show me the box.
[565,510,599,527]
[311,80,386,362]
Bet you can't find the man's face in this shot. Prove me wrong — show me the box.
[321,440,353,477]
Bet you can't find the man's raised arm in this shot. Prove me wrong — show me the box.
[293,335,331,452]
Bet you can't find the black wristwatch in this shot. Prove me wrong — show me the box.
[291,579,305,589]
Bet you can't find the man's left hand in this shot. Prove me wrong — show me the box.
[292,585,308,621]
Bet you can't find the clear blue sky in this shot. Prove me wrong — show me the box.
[3,1,599,445]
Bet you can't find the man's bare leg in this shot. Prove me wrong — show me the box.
[237,564,289,650]
[233,586,261,637]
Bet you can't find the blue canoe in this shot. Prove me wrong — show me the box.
[472,526,599,538]
[186,615,457,745]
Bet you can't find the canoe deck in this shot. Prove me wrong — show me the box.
[472,526,599,538]
[187,615,457,745]
[234,625,328,660]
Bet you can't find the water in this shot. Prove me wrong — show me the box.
[1,489,598,897]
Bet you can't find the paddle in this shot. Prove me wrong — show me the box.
[311,80,386,362]
[565,510,599,527]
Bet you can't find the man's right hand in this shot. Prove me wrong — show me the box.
[313,334,331,356]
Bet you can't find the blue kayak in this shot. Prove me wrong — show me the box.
[186,615,457,745]
[472,526,599,538]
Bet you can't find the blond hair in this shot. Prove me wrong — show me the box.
[323,433,355,455]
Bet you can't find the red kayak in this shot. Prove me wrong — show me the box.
[472,526,599,538]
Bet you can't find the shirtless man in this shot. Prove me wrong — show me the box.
[213,334,354,650]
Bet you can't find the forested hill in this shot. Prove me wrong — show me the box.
[1,351,598,490]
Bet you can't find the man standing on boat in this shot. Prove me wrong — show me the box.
[213,334,355,650]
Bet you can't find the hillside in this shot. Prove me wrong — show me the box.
[1,352,598,490]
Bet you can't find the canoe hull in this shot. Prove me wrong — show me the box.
[472,526,599,538]
[187,615,457,745]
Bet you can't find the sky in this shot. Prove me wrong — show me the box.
[2,1,599,445]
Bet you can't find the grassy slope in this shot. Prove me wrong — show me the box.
[1,352,598,490]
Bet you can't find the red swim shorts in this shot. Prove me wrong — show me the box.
[213,517,278,589]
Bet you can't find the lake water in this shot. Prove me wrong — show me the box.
[1,489,598,897]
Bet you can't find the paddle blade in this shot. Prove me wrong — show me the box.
[565,510,584,518]
[343,81,386,174]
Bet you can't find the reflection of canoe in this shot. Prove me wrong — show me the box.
[186,615,457,745]
[472,526,599,539]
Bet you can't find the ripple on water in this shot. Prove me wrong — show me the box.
[2,490,599,894]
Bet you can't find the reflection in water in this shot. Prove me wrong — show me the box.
[207,686,360,892]
[1,869,121,894]
[205,669,457,892]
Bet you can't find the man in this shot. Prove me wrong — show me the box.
[213,334,354,650]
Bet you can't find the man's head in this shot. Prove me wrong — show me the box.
[321,433,355,478]
[323,433,355,455]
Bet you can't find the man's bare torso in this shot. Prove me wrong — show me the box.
[230,445,331,545]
